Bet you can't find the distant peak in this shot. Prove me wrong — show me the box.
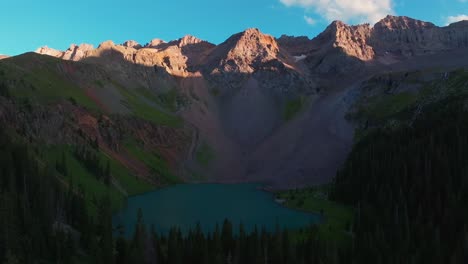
[177,35,204,47]
[122,40,142,49]
[322,20,350,34]
[146,38,166,48]
[238,28,270,39]
[330,20,346,26]
[211,27,283,74]
[98,40,115,49]
[243,28,261,34]
[233,28,275,43]
[67,43,94,51]
[35,46,63,57]
[448,20,468,28]
[375,15,435,30]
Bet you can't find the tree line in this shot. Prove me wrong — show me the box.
[332,96,468,263]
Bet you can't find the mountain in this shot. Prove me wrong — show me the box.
[283,15,468,74]
[3,14,468,264]
[4,15,467,189]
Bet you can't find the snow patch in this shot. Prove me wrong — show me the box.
[294,54,307,62]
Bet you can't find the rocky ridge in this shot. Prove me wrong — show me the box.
[319,15,468,61]
[34,16,468,77]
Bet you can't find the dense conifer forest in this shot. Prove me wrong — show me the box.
[332,96,468,263]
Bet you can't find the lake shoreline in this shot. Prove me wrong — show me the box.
[113,183,322,238]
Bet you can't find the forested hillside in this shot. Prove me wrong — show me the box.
[0,128,116,263]
[333,91,468,263]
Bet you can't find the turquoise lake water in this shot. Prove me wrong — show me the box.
[113,184,321,237]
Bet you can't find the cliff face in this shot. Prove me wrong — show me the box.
[35,37,215,77]
[35,43,94,61]
[308,15,468,62]
[207,28,285,74]
[315,21,375,61]
[276,35,315,56]
[370,15,468,56]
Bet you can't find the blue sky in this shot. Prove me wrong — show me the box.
[0,0,467,55]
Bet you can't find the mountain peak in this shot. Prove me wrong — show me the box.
[145,38,166,48]
[237,28,270,40]
[242,28,261,34]
[177,35,205,47]
[448,20,468,28]
[330,20,347,27]
[122,40,142,49]
[208,28,286,74]
[374,15,435,30]
[234,28,278,49]
[35,46,63,57]
[98,40,116,49]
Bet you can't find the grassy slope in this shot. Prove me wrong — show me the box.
[0,54,191,213]
[1,54,182,128]
[196,142,215,168]
[356,92,418,121]
[112,81,182,127]
[351,68,468,140]
[44,145,158,214]
[123,139,181,184]
[0,55,99,111]
[355,69,468,121]
[43,146,124,213]
[283,96,306,121]
[276,186,353,244]
[97,151,154,195]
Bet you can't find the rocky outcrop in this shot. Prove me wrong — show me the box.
[36,36,215,77]
[202,28,314,94]
[313,21,375,61]
[35,46,63,58]
[208,28,286,74]
[308,15,468,62]
[122,40,142,49]
[300,21,371,74]
[33,15,468,77]
[370,15,440,57]
[298,15,468,73]
[145,38,166,48]
[35,44,94,61]
[62,44,94,61]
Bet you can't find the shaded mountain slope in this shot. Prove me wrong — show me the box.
[0,53,192,210]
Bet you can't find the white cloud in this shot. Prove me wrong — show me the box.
[459,0,468,3]
[446,14,468,25]
[304,15,316,25]
[280,0,394,24]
